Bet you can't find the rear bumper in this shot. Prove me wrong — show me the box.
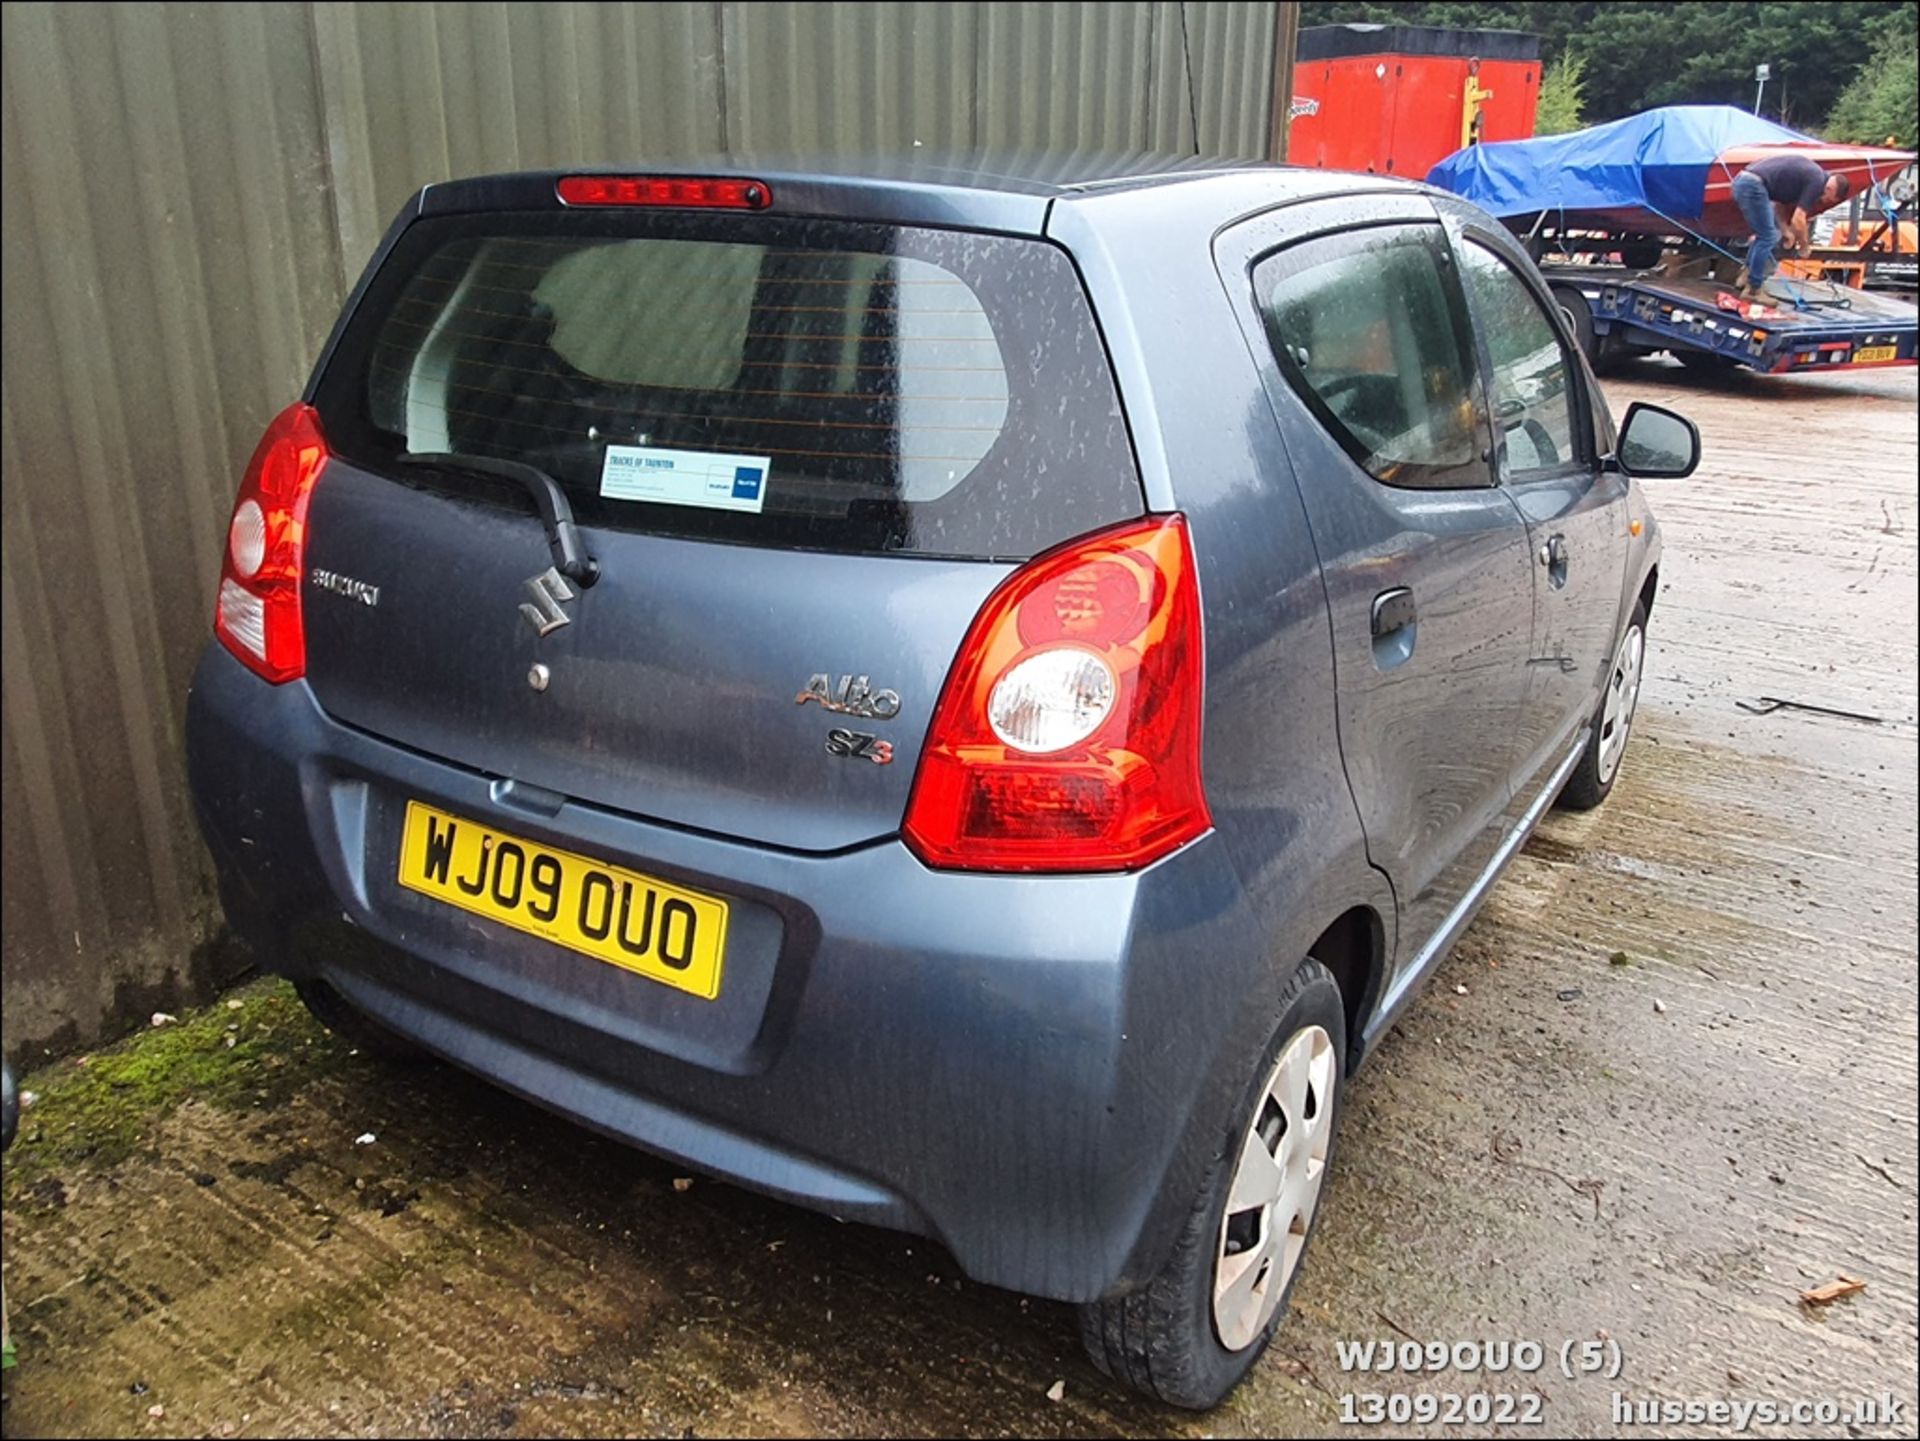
[185,642,1256,1302]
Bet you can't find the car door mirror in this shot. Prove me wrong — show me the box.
[1610,402,1701,479]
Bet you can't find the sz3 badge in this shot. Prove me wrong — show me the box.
[798,672,899,765]
[824,728,893,766]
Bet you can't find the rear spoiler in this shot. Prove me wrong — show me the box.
[417,168,1053,235]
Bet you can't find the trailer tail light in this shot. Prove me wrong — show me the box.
[903,515,1211,873]
[213,402,328,684]
[556,176,772,209]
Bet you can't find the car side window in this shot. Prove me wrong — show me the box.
[1253,224,1492,491]
[1456,239,1582,478]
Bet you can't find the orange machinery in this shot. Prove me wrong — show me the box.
[1827,215,1919,252]
[1288,23,1541,182]
[1783,193,1919,290]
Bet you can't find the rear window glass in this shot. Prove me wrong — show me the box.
[314,211,1142,560]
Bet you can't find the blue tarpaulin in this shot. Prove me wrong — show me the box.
[1426,105,1811,221]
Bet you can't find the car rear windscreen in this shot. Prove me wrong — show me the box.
[313,210,1143,559]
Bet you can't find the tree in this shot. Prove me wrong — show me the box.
[1824,15,1918,146]
[1534,50,1588,135]
[1297,1,1913,131]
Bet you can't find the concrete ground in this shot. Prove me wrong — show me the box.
[3,363,1915,1440]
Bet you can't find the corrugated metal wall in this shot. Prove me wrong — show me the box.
[2,1,348,1064]
[1,0,1292,1065]
[311,1,1285,267]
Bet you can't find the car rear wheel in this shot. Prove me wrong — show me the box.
[294,978,431,1063]
[1079,958,1346,1409]
[1558,600,1648,811]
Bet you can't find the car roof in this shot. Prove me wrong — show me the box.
[414,153,1413,237]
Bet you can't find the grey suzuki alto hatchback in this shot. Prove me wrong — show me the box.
[186,158,1698,1408]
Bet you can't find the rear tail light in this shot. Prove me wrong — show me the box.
[212,402,328,684]
[903,515,1210,873]
[556,175,772,209]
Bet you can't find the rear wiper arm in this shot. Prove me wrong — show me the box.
[395,452,599,587]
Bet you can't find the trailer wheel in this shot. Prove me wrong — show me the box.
[1551,285,1597,365]
[1619,240,1663,272]
[1674,350,1740,374]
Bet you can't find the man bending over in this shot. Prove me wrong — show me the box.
[1733,156,1850,298]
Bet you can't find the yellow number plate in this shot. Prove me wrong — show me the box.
[397,801,727,1000]
[1853,345,1898,364]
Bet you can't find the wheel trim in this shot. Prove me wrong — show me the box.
[1212,1024,1337,1352]
[1596,622,1645,785]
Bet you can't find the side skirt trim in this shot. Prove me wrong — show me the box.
[1361,729,1589,1050]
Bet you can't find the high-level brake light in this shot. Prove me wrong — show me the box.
[556,176,773,209]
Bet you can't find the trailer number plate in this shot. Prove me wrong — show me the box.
[1854,345,1897,364]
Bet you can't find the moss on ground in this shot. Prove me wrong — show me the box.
[2,977,335,1192]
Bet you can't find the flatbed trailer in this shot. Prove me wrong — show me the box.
[1539,255,1917,376]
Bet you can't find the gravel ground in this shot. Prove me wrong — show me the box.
[3,362,1914,1440]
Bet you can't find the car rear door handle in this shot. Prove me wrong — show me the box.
[1371,587,1417,638]
[1539,533,1569,589]
[1370,587,1417,670]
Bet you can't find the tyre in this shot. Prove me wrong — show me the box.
[294,977,431,1062]
[1551,285,1597,367]
[1079,959,1347,1409]
[1673,349,1739,374]
[1600,339,1655,376]
[1618,239,1663,272]
[1557,600,1648,811]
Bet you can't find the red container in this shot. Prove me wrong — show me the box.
[1289,24,1541,182]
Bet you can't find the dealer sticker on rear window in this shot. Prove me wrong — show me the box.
[599,444,773,514]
